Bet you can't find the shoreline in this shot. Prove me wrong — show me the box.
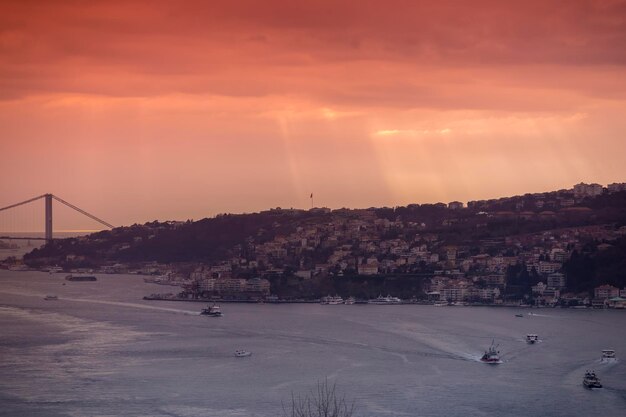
[141,295,611,309]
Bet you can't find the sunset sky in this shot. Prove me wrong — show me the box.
[1,0,626,230]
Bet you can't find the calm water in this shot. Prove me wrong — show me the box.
[1,270,625,417]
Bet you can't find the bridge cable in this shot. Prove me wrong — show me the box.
[51,195,114,229]
[0,194,46,212]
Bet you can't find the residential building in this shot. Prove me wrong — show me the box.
[573,182,603,198]
[547,272,566,289]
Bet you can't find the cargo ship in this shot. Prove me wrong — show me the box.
[65,274,97,282]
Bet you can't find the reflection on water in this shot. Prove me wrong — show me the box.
[1,270,625,417]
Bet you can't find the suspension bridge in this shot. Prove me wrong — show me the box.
[0,194,114,242]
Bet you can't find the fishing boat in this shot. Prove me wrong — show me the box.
[526,334,539,344]
[583,370,602,389]
[480,340,501,364]
[234,350,252,357]
[200,304,223,317]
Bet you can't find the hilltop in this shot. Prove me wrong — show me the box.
[20,182,626,302]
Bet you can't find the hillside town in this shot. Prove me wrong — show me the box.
[12,182,626,308]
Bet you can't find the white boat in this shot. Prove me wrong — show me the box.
[526,334,539,344]
[343,297,355,305]
[433,301,448,307]
[601,349,616,362]
[320,295,344,305]
[234,350,252,357]
[368,295,402,304]
[44,295,58,301]
[201,304,223,317]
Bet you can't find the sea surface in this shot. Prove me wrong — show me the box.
[1,270,625,417]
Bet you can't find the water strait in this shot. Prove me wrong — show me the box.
[1,270,625,417]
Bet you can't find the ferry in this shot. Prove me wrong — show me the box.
[601,349,616,362]
[343,297,356,305]
[480,340,501,364]
[526,334,539,344]
[583,370,602,389]
[321,295,344,305]
[200,304,223,317]
[234,350,252,357]
[368,295,402,304]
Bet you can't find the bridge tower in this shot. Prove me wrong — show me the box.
[45,193,53,241]
[1,193,114,241]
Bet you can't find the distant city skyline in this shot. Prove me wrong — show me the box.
[1,0,626,228]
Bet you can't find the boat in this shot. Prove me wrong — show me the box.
[234,350,252,357]
[343,297,355,305]
[368,295,402,304]
[601,349,616,362]
[433,301,448,307]
[515,313,524,317]
[583,370,602,389]
[321,295,344,305]
[480,340,501,364]
[526,334,539,344]
[65,274,97,282]
[44,295,58,300]
[200,304,223,317]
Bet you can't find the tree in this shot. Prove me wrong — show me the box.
[282,379,355,417]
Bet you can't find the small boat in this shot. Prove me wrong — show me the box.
[200,304,223,317]
[234,350,252,357]
[526,334,539,344]
[583,370,602,389]
[601,349,616,362]
[515,314,524,318]
[44,295,58,300]
[480,340,501,364]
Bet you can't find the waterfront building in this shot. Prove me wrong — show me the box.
[594,285,620,299]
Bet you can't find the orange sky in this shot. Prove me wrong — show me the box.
[1,0,626,229]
